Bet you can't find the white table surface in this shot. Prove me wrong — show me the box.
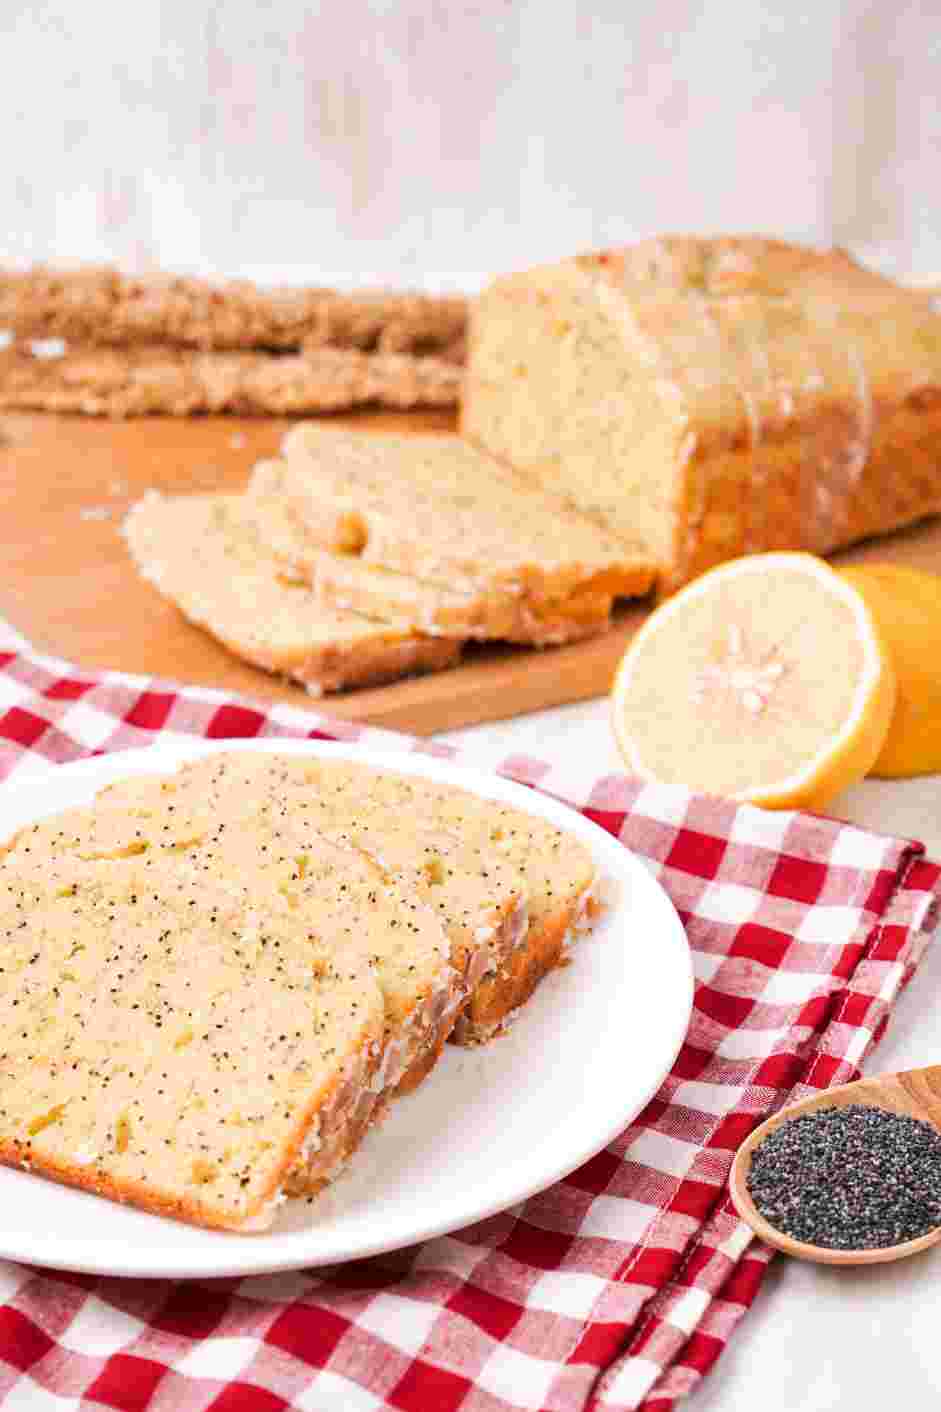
[439,699,941,1412]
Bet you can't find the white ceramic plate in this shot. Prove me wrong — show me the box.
[0,740,692,1278]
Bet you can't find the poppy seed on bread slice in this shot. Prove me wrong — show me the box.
[0,849,384,1231]
[109,753,598,1044]
[8,777,465,1143]
[96,753,534,1077]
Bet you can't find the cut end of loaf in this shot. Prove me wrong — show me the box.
[463,239,941,592]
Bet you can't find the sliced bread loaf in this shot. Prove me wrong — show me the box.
[16,752,530,1091]
[122,490,461,694]
[461,236,941,594]
[245,459,613,645]
[279,425,656,618]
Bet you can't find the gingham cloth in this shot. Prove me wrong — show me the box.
[0,631,938,1412]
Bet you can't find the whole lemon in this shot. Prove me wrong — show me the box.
[838,564,941,778]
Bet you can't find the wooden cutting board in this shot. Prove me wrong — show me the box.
[1,410,940,735]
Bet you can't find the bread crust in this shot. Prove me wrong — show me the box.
[452,887,601,1044]
[217,617,460,694]
[580,235,901,298]
[307,551,615,645]
[282,1032,389,1202]
[665,388,941,594]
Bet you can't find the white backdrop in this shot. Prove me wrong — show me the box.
[2,1,940,288]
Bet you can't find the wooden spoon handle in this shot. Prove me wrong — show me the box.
[896,1064,941,1123]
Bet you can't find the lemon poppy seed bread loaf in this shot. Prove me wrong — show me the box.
[461,235,941,594]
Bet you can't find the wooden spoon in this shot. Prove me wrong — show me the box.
[729,1065,941,1266]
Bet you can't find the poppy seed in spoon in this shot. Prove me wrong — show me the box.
[747,1104,941,1250]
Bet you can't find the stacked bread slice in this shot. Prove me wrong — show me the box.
[123,426,656,695]
[0,752,600,1230]
[123,489,462,694]
[269,425,654,642]
[99,751,601,1044]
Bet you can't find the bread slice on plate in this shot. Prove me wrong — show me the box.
[88,754,532,1063]
[0,847,385,1231]
[0,746,607,1230]
[6,773,472,1113]
[274,757,602,1043]
[0,748,605,1229]
[277,424,655,633]
[103,752,599,1045]
[122,490,461,694]
[245,459,614,645]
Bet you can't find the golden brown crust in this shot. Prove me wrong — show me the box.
[308,551,615,645]
[457,904,571,1039]
[0,1135,254,1232]
[393,993,463,1096]
[0,343,462,417]
[0,266,467,356]
[398,883,532,1085]
[664,388,941,595]
[396,1034,450,1094]
[283,1092,392,1200]
[230,622,461,694]
[452,890,600,1044]
[282,1037,390,1201]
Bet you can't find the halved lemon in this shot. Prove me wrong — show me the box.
[611,552,896,810]
[839,563,941,779]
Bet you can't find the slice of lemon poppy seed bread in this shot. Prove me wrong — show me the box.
[0,847,384,1230]
[124,752,599,1044]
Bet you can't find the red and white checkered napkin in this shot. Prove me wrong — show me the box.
[0,635,938,1412]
